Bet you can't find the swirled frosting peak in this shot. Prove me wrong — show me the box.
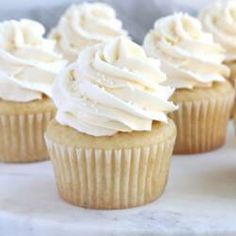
[52,37,177,136]
[50,2,128,62]
[200,1,236,62]
[0,19,66,102]
[144,13,229,89]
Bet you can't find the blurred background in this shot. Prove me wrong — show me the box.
[0,0,217,43]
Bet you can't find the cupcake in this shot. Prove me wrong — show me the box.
[199,1,236,86]
[144,13,234,154]
[45,37,177,209]
[234,83,236,132]
[0,19,66,163]
[50,2,127,62]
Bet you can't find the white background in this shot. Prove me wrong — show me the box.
[0,0,216,10]
[0,0,221,43]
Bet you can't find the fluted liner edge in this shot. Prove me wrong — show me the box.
[0,111,55,163]
[169,95,234,154]
[45,136,176,209]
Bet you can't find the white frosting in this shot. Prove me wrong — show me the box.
[200,0,236,62]
[50,2,127,62]
[144,13,229,89]
[52,37,177,136]
[0,19,66,102]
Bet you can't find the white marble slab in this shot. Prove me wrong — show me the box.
[0,123,236,236]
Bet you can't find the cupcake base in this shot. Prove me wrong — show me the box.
[0,97,56,163]
[224,61,236,117]
[45,119,176,209]
[224,61,236,87]
[169,81,234,154]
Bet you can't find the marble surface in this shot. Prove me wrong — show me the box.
[0,123,236,236]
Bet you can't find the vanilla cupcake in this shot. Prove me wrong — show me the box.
[200,1,236,86]
[144,13,234,154]
[50,2,127,62]
[45,37,177,209]
[0,19,66,162]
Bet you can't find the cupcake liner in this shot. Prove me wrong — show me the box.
[45,122,176,209]
[225,62,236,87]
[169,95,234,154]
[234,82,236,133]
[0,111,55,163]
[224,62,236,117]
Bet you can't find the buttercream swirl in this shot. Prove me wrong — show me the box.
[52,37,176,136]
[0,19,66,102]
[144,13,229,89]
[200,0,236,62]
[50,3,127,62]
